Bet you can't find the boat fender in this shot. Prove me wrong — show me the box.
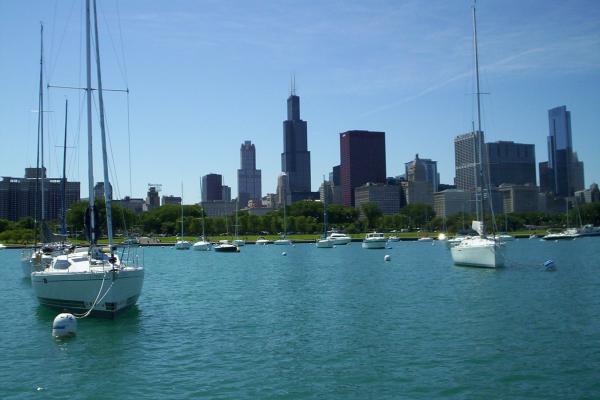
[52,313,77,338]
[282,252,287,256]
[384,255,391,262]
[543,260,556,271]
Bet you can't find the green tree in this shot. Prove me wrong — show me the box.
[361,202,382,230]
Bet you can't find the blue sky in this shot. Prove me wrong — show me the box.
[1,0,599,203]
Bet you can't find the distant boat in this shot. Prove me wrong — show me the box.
[274,186,292,245]
[175,183,191,250]
[213,240,239,253]
[255,237,270,245]
[316,184,334,248]
[417,237,433,242]
[362,232,387,249]
[327,232,352,245]
[493,233,515,242]
[193,180,211,251]
[0,244,6,250]
[232,199,245,246]
[387,236,400,242]
[542,229,579,241]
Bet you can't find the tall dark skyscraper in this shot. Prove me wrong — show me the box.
[340,130,386,207]
[281,85,311,202]
[237,140,262,207]
[543,106,585,196]
[202,173,223,202]
[485,141,536,187]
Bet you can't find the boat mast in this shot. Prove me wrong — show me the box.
[200,177,205,238]
[39,22,46,231]
[85,0,96,247]
[181,182,184,238]
[92,0,114,251]
[473,3,486,235]
[61,99,68,236]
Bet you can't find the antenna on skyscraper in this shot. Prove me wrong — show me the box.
[290,73,296,95]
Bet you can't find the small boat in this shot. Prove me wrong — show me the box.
[233,239,245,246]
[417,237,433,242]
[0,244,6,250]
[174,183,190,250]
[175,239,192,250]
[274,236,292,245]
[362,232,387,249]
[316,238,334,248]
[493,233,515,242]
[528,234,539,239]
[387,236,400,242]
[213,240,239,253]
[255,237,269,245]
[316,191,334,248]
[542,229,579,241]
[192,237,211,251]
[327,232,352,245]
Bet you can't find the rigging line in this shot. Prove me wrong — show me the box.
[127,91,132,197]
[47,0,77,83]
[98,0,128,86]
[115,0,129,84]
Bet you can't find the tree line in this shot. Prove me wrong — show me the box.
[1,200,599,242]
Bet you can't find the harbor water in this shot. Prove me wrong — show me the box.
[1,238,599,399]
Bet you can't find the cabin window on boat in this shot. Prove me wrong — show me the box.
[54,260,71,269]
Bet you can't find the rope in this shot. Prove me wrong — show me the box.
[73,267,112,319]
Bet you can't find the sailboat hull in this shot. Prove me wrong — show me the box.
[32,268,144,318]
[450,240,504,268]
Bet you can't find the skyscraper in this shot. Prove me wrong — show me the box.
[405,154,439,192]
[281,85,311,202]
[340,130,386,207]
[202,173,223,202]
[237,140,262,208]
[485,141,536,187]
[454,130,486,191]
[543,106,585,196]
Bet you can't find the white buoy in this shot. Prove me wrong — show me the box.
[52,313,77,338]
[282,252,287,256]
[384,255,391,262]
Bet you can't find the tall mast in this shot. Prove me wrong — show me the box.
[472,4,486,234]
[39,22,46,226]
[92,0,114,250]
[61,99,68,236]
[85,0,96,246]
[200,177,205,238]
[181,182,184,238]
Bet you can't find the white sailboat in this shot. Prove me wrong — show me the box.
[32,0,144,318]
[232,198,245,246]
[316,182,334,248]
[450,4,504,268]
[193,180,211,251]
[274,199,292,245]
[21,24,54,279]
[175,183,191,250]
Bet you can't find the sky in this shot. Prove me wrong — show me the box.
[1,0,599,203]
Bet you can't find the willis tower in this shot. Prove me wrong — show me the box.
[281,80,312,202]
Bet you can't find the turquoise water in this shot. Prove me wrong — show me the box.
[1,238,600,399]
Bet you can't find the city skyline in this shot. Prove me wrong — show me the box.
[1,1,599,202]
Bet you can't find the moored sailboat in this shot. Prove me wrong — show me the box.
[31,0,144,317]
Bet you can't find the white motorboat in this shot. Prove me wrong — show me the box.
[542,229,579,241]
[32,1,144,318]
[450,236,505,268]
[327,232,352,245]
[214,240,239,253]
[387,236,400,242]
[449,5,504,268]
[232,199,245,246]
[255,237,270,245]
[494,233,515,242]
[233,239,245,246]
[362,232,387,249]
[417,237,433,242]
[0,244,6,250]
